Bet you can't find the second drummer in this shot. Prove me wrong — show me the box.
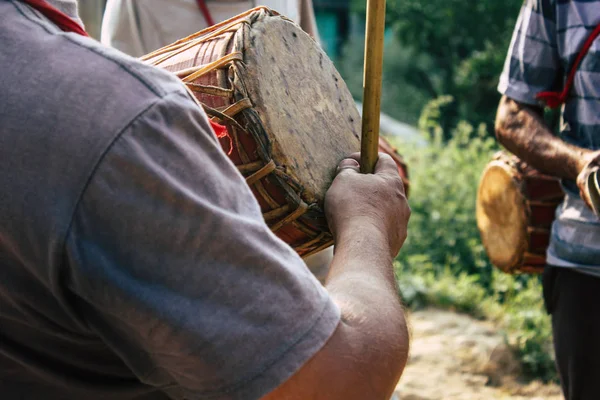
[495,1,600,397]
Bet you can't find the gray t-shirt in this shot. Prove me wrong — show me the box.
[0,1,340,399]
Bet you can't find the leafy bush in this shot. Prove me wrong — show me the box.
[346,0,521,136]
[389,116,557,381]
[491,273,556,382]
[400,106,496,284]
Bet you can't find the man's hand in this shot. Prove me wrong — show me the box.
[263,153,410,400]
[577,151,600,212]
[325,153,410,258]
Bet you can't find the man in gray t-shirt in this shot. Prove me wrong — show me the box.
[0,1,410,399]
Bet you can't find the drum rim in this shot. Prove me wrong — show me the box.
[476,157,530,273]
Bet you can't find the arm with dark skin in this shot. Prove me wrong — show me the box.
[262,154,410,400]
[495,95,600,208]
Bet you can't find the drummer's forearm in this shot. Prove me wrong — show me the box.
[263,224,407,400]
[495,95,593,180]
[325,220,408,368]
[326,220,398,301]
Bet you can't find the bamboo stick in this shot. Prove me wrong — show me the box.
[360,0,387,173]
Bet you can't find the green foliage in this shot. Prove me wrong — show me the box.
[400,108,497,284]
[490,273,556,381]
[346,0,522,135]
[381,0,522,69]
[337,36,435,125]
[397,260,490,317]
[418,95,454,139]
[455,41,513,131]
[388,122,557,381]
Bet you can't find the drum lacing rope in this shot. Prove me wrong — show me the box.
[270,203,310,232]
[183,84,235,154]
[186,84,233,98]
[246,160,277,186]
[140,8,275,63]
[219,99,253,119]
[178,53,246,155]
[181,53,243,82]
[140,7,291,64]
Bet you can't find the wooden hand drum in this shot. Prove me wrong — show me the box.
[142,8,362,257]
[476,152,564,274]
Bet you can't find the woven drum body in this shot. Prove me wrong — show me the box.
[143,8,362,257]
[476,152,564,274]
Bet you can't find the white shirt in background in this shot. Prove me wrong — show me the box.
[101,0,319,57]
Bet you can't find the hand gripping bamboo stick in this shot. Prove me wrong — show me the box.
[360,0,387,173]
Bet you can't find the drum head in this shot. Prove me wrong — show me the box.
[141,9,361,257]
[476,160,529,272]
[243,15,360,205]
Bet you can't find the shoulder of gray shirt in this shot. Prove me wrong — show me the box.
[12,0,200,133]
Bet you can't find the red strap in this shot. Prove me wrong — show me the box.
[537,23,600,108]
[19,0,88,36]
[196,0,216,27]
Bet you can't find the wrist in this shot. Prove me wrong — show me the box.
[577,150,599,173]
[334,218,394,258]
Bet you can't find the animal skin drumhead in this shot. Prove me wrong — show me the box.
[242,15,361,205]
[476,161,529,271]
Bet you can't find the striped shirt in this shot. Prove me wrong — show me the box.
[498,0,600,274]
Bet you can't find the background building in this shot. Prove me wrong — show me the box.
[312,0,351,59]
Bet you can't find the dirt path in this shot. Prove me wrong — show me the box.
[393,309,562,400]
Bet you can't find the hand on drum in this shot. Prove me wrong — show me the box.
[577,150,600,216]
[324,153,410,258]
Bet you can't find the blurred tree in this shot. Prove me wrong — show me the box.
[338,35,436,125]
[350,0,522,137]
